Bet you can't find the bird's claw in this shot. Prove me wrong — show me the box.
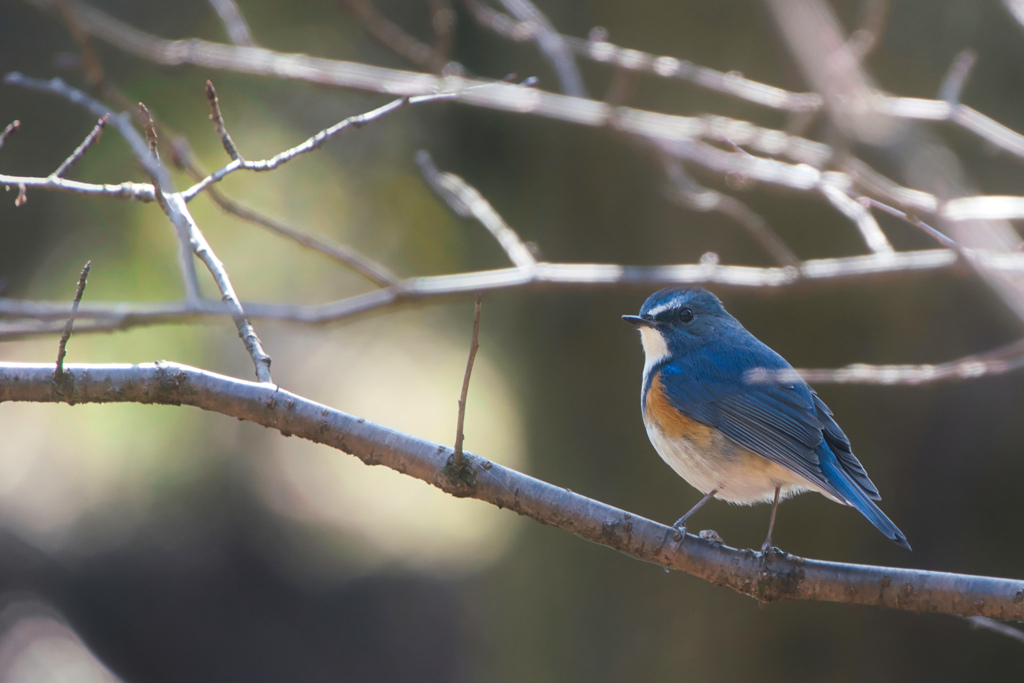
[699,529,724,545]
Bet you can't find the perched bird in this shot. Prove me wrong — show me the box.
[623,287,910,552]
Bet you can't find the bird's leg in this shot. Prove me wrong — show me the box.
[672,488,718,533]
[760,486,782,555]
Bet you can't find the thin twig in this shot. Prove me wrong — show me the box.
[498,0,587,97]
[0,173,156,201]
[967,616,1024,644]
[745,337,1024,386]
[170,137,397,286]
[0,248,977,336]
[661,157,800,268]
[821,184,894,254]
[859,197,958,249]
[416,150,537,268]
[51,114,108,178]
[845,0,889,61]
[0,120,20,150]
[428,0,456,62]
[54,260,91,379]
[204,80,240,160]
[205,0,256,46]
[182,92,455,201]
[341,0,455,74]
[939,50,977,105]
[452,293,483,472]
[463,0,822,112]
[137,102,159,160]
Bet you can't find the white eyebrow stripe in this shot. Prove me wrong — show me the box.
[645,302,676,318]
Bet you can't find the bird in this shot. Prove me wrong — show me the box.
[623,286,910,552]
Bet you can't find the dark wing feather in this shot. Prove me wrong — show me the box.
[658,341,851,501]
[813,394,881,500]
[705,387,845,501]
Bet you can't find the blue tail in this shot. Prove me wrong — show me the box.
[819,445,911,550]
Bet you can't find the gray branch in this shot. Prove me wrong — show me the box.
[0,360,1021,620]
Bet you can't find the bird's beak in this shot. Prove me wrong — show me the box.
[622,315,652,327]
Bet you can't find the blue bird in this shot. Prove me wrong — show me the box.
[623,287,910,552]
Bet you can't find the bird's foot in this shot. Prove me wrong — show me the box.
[758,541,784,573]
[699,529,724,545]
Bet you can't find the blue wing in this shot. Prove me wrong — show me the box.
[657,337,881,503]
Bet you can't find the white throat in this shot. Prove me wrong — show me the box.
[638,326,671,385]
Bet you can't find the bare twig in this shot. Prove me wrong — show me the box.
[172,138,398,287]
[1,360,1023,620]
[54,260,91,380]
[498,0,586,97]
[341,0,454,74]
[3,72,272,381]
[452,293,483,472]
[428,0,456,62]
[463,0,822,112]
[51,114,107,178]
[182,91,455,201]
[0,120,20,150]
[845,0,889,60]
[0,248,980,340]
[821,184,894,254]
[1006,0,1024,32]
[137,102,159,160]
[416,150,537,268]
[661,157,801,268]
[859,197,958,249]
[746,337,1024,386]
[41,0,1024,170]
[968,616,1024,644]
[939,50,977,105]
[204,80,240,160]
[4,72,201,300]
[0,174,156,201]
[205,0,255,46]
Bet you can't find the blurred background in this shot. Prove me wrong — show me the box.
[2,0,1024,680]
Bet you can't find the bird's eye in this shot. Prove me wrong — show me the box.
[678,308,694,323]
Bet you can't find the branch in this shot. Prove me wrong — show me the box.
[205,0,256,46]
[170,138,399,287]
[416,150,537,268]
[0,249,971,340]
[182,87,456,201]
[661,156,800,268]
[452,294,482,471]
[0,120,20,149]
[0,360,1020,619]
[53,261,91,379]
[968,616,1024,644]
[51,114,107,178]
[497,0,586,97]
[4,71,202,300]
[4,72,273,382]
[462,0,822,112]
[747,337,1024,386]
[341,0,454,74]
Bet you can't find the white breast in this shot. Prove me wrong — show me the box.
[644,421,825,506]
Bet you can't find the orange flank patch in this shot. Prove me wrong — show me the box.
[644,372,716,449]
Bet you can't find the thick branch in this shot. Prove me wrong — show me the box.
[0,361,1020,619]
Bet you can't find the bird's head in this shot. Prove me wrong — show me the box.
[623,287,734,362]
